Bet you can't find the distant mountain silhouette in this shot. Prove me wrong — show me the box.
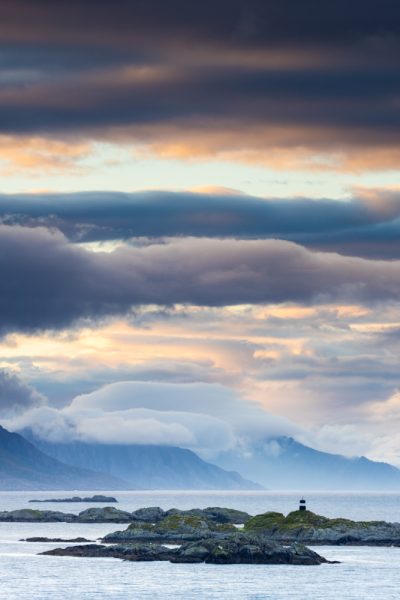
[22,432,262,490]
[0,425,128,490]
[216,436,400,490]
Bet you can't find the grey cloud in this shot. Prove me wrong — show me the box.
[1,1,399,62]
[2,224,400,333]
[0,64,398,146]
[0,1,398,153]
[1,189,400,258]
[0,368,45,417]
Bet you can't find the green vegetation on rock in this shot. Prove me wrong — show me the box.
[161,514,235,533]
[244,511,286,531]
[245,510,387,533]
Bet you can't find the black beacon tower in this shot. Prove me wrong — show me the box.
[299,498,306,511]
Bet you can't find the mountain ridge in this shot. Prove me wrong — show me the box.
[0,425,129,490]
[215,436,400,491]
[20,430,262,490]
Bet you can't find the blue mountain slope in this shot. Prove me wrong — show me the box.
[0,425,128,490]
[216,436,400,491]
[22,433,262,490]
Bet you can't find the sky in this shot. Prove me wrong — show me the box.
[1,0,400,465]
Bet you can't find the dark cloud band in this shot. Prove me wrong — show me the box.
[1,224,400,334]
[1,190,399,258]
[0,1,399,157]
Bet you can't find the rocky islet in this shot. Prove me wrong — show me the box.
[243,509,400,546]
[11,504,400,569]
[29,495,118,503]
[42,534,330,565]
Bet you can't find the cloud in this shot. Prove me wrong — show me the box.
[2,223,400,333]
[8,375,400,467]
[0,1,399,169]
[1,189,399,258]
[0,135,92,173]
[0,368,45,417]
[7,381,297,455]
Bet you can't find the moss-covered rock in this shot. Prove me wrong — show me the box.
[245,510,400,545]
[77,507,132,522]
[0,509,76,522]
[103,513,235,543]
[202,507,251,524]
[163,507,251,524]
[244,511,286,531]
[131,507,165,522]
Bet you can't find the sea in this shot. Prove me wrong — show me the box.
[0,490,399,599]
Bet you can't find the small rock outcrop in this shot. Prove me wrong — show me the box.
[23,537,93,543]
[0,509,76,522]
[0,507,130,523]
[77,507,132,522]
[129,506,251,524]
[164,507,251,524]
[41,534,329,565]
[131,507,166,522]
[244,510,400,545]
[29,495,117,503]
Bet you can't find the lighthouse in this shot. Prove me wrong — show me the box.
[299,497,306,511]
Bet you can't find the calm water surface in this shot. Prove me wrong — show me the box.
[0,490,399,599]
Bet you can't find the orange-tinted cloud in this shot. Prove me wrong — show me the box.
[0,135,91,172]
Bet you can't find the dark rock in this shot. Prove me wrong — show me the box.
[0,509,76,522]
[77,507,132,522]
[42,543,176,562]
[41,534,329,565]
[171,535,327,565]
[131,507,165,522]
[43,544,114,558]
[164,507,251,524]
[23,537,93,543]
[0,506,130,523]
[202,507,251,524]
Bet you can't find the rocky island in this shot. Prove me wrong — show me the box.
[23,537,93,543]
[8,503,400,547]
[0,507,132,523]
[29,495,117,503]
[243,509,400,546]
[42,535,329,565]
[25,502,400,565]
[101,508,400,547]
[103,513,237,544]
[0,506,251,524]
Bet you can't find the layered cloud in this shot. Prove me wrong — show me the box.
[7,378,400,466]
[0,1,399,169]
[1,189,400,258]
[2,223,400,333]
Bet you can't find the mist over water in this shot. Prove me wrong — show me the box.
[1,491,400,599]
